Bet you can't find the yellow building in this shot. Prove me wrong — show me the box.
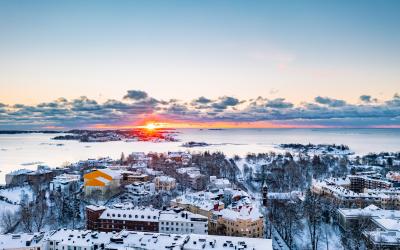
[154,176,177,191]
[84,168,122,196]
[216,206,264,238]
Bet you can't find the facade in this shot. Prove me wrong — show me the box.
[123,182,157,206]
[27,166,55,186]
[121,171,150,185]
[209,176,231,189]
[83,168,122,196]
[171,189,264,238]
[349,174,393,193]
[171,191,225,219]
[176,167,207,191]
[167,152,192,165]
[154,176,177,191]
[159,208,208,235]
[86,205,208,235]
[86,205,159,232]
[337,204,400,230]
[49,174,80,194]
[312,177,400,209]
[5,169,33,186]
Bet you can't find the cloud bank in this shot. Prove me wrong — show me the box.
[1,91,399,129]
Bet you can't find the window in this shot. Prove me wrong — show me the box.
[141,215,144,219]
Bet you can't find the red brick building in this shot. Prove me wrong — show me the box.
[86,205,159,232]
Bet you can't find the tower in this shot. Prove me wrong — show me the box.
[262,180,268,207]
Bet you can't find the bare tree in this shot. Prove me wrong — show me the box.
[32,195,48,232]
[304,189,322,250]
[0,210,16,233]
[20,204,33,233]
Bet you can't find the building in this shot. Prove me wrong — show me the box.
[209,176,231,189]
[5,169,33,186]
[154,176,177,191]
[38,229,273,250]
[86,205,208,235]
[349,174,392,193]
[337,204,400,230]
[83,168,122,196]
[336,205,400,249]
[45,229,113,250]
[123,182,157,206]
[171,191,225,219]
[49,174,80,194]
[176,167,207,191]
[159,208,208,235]
[121,171,150,185]
[27,166,55,187]
[364,217,400,249]
[386,171,400,187]
[86,205,159,232]
[171,189,264,238]
[312,177,400,209]
[0,232,46,250]
[167,152,192,165]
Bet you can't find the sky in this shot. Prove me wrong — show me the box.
[0,0,399,129]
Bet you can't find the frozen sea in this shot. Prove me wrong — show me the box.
[0,128,399,184]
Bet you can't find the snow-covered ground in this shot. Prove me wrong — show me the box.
[0,185,33,204]
[294,220,344,250]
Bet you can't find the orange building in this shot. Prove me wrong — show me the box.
[84,168,122,196]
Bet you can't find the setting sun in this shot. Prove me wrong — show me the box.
[145,123,157,130]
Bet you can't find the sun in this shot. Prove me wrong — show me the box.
[145,123,157,130]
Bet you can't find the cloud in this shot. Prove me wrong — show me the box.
[123,90,148,100]
[386,93,400,107]
[1,91,400,129]
[192,96,212,104]
[211,96,240,110]
[360,95,378,103]
[315,96,346,107]
[265,98,293,109]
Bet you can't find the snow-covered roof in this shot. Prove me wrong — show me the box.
[98,207,160,222]
[217,205,263,222]
[159,210,207,222]
[6,169,33,176]
[106,231,187,250]
[0,232,45,248]
[47,229,113,247]
[98,168,123,179]
[338,206,400,219]
[364,230,400,246]
[372,218,400,231]
[172,191,223,212]
[185,234,272,250]
[155,176,176,183]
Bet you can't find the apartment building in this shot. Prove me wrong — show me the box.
[154,176,177,191]
[86,205,208,235]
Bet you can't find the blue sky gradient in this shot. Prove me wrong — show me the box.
[0,1,399,128]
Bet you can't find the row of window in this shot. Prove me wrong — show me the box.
[106,213,157,220]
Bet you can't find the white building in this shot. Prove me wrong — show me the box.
[154,176,177,191]
[0,232,46,250]
[49,174,80,194]
[159,208,208,235]
[45,229,113,250]
[124,182,157,206]
[209,176,231,189]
